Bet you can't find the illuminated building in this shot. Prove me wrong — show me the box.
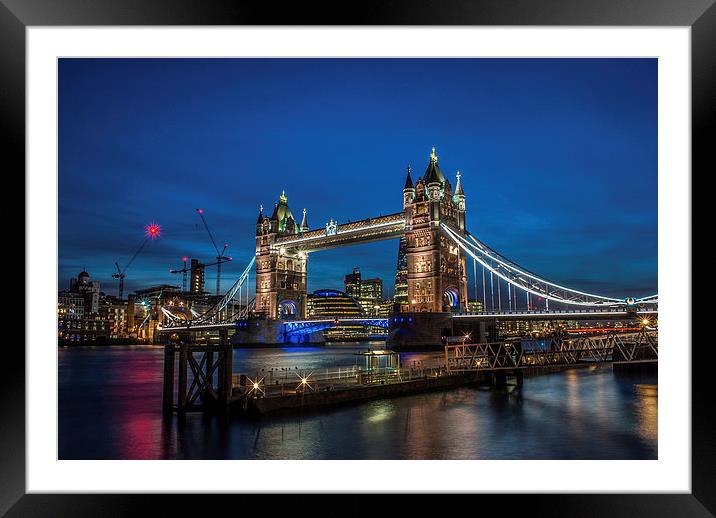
[69,269,100,314]
[361,278,383,300]
[190,259,206,294]
[58,291,86,341]
[392,172,411,311]
[58,291,85,320]
[343,268,385,316]
[377,299,393,318]
[58,270,111,342]
[402,150,468,313]
[306,289,386,340]
[306,289,364,317]
[344,268,361,298]
[467,300,484,313]
[255,192,309,319]
[497,320,553,338]
[99,297,129,338]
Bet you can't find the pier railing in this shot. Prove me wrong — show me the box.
[233,363,451,398]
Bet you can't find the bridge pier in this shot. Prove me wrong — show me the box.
[490,371,507,388]
[613,362,657,376]
[387,312,452,350]
[230,318,282,345]
[388,312,498,350]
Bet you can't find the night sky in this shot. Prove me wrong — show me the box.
[58,58,657,300]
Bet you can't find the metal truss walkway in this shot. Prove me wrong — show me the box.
[445,330,658,372]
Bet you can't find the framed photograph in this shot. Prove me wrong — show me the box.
[5,0,710,513]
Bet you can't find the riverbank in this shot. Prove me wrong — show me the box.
[59,339,151,347]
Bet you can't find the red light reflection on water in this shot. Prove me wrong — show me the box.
[97,349,168,459]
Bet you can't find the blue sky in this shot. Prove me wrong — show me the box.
[58,58,657,299]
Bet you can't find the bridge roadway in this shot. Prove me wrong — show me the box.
[158,308,655,333]
[451,308,657,321]
[158,317,389,332]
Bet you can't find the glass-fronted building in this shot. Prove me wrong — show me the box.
[306,289,387,340]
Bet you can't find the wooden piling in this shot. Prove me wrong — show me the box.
[178,343,188,415]
[220,343,233,404]
[205,349,214,400]
[162,343,175,413]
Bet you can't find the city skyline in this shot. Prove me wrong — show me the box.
[59,58,657,299]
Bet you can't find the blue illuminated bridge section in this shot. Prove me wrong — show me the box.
[283,308,656,335]
[160,308,657,333]
[283,318,389,335]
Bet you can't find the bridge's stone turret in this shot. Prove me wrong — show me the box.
[401,148,468,313]
[255,191,308,319]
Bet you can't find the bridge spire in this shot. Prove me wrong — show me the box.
[455,171,464,196]
[300,207,309,232]
[424,146,444,189]
[403,163,414,190]
[256,204,264,224]
[403,163,415,209]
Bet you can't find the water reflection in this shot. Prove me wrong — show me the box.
[635,387,658,445]
[59,345,657,460]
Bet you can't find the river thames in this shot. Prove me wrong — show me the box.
[58,343,657,460]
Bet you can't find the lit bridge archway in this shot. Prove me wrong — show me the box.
[283,317,389,336]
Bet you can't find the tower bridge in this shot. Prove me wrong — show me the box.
[157,147,657,348]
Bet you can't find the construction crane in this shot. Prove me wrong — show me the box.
[181,257,188,291]
[113,222,161,300]
[195,208,232,295]
[169,257,228,292]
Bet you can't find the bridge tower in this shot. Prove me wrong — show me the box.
[255,192,308,319]
[402,148,468,313]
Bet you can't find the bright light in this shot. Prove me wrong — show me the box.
[253,382,259,390]
[642,318,650,326]
[145,222,161,239]
[301,378,307,384]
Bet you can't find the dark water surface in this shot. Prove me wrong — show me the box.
[58,344,657,460]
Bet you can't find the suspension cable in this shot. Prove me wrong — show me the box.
[440,223,656,307]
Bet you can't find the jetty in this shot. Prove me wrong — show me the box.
[162,345,488,416]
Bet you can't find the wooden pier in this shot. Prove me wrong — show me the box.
[162,339,233,415]
[162,338,651,418]
[163,346,489,417]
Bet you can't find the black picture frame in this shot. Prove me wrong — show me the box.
[3,0,709,514]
